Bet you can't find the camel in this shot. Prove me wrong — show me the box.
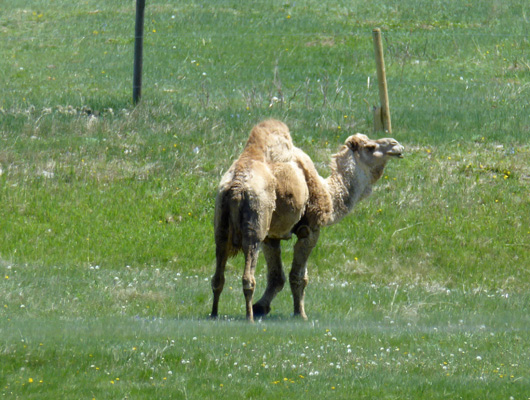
[210,119,403,321]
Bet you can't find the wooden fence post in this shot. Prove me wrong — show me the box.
[372,28,392,133]
[133,0,146,105]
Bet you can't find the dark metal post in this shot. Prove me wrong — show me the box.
[133,0,146,104]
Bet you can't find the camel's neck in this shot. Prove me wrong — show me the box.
[324,150,380,226]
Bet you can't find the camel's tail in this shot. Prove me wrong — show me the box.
[214,188,244,258]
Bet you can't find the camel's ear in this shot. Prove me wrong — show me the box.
[346,135,362,152]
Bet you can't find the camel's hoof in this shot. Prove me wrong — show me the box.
[292,312,308,321]
[252,303,271,317]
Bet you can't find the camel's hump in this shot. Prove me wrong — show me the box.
[243,119,294,163]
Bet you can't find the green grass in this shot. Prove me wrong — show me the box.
[1,0,530,398]
[3,282,530,398]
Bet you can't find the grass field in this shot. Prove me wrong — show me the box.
[1,0,530,398]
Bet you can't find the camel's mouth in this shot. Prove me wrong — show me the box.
[379,140,404,159]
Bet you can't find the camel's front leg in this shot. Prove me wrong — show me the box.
[290,226,320,320]
[253,238,285,317]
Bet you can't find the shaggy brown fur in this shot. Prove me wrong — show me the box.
[211,119,404,321]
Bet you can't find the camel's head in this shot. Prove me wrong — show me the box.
[345,133,404,181]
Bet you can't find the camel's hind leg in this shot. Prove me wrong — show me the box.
[253,238,285,317]
[210,243,229,319]
[242,242,260,322]
[290,226,320,320]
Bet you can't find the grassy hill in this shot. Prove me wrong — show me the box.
[1,0,529,398]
